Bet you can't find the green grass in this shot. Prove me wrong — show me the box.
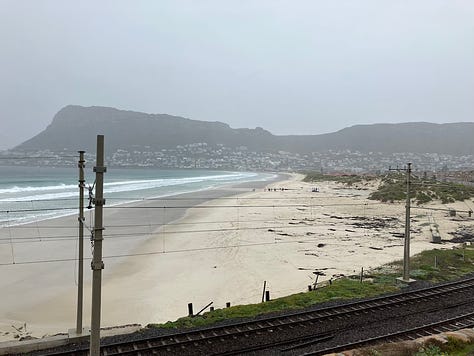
[149,278,397,329]
[147,247,474,331]
[409,247,474,282]
[367,247,474,284]
[302,171,474,205]
[360,337,474,355]
[303,171,474,204]
[443,336,474,355]
[447,343,474,355]
[411,335,474,355]
[415,344,448,356]
[367,172,474,204]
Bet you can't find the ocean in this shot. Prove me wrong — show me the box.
[0,166,275,227]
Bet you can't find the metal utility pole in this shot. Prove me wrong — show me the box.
[76,151,85,334]
[390,163,413,282]
[90,136,106,356]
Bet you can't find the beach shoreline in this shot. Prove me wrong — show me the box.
[1,172,472,342]
[0,173,285,341]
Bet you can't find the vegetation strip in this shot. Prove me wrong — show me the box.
[303,171,474,205]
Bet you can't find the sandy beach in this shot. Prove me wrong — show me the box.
[1,173,473,342]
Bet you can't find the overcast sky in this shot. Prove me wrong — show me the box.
[1,0,473,149]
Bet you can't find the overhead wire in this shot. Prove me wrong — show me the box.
[0,197,425,246]
[0,201,384,214]
[0,194,376,204]
[0,207,77,213]
[0,221,372,244]
[0,155,78,159]
[0,234,396,266]
[104,202,384,210]
[0,201,391,237]
[411,206,472,213]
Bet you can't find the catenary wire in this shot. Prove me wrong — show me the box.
[0,235,401,266]
[0,219,393,244]
[0,202,384,214]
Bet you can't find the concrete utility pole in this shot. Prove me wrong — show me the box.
[390,163,413,283]
[403,163,412,281]
[76,151,85,334]
[90,136,106,356]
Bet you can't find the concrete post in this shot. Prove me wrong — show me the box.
[76,151,85,334]
[403,163,411,281]
[90,136,106,356]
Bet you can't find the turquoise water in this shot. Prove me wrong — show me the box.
[0,166,275,227]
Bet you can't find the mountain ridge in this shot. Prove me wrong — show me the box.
[14,105,474,155]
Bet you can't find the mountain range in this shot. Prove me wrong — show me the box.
[14,105,474,155]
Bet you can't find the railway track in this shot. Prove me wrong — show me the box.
[300,311,474,355]
[38,276,474,356]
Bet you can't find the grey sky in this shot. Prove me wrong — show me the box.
[1,0,473,149]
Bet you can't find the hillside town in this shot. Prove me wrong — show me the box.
[2,143,473,179]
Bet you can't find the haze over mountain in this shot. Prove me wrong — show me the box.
[14,105,474,156]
